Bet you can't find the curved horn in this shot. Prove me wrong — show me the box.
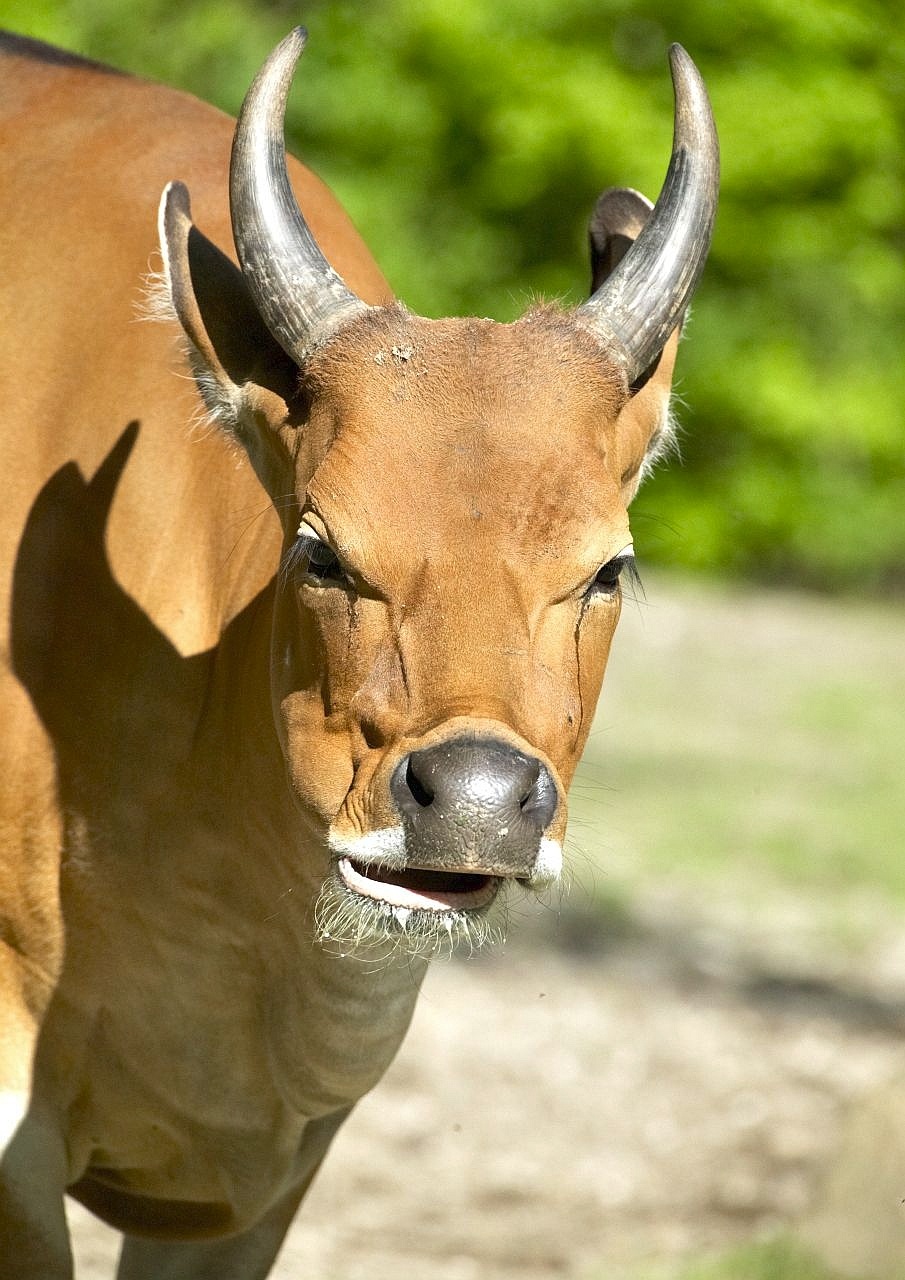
[577,44,719,385]
[230,28,370,361]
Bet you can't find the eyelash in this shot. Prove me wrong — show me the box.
[589,553,642,598]
[281,537,642,601]
[281,534,347,586]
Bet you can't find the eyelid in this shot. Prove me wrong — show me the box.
[584,542,634,588]
[297,516,326,543]
[281,516,344,587]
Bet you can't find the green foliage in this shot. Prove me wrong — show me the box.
[6,0,903,591]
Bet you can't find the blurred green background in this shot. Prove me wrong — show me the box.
[4,0,904,593]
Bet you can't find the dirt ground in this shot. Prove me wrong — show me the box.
[69,912,905,1279]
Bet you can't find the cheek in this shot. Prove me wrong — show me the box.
[567,595,622,772]
[528,596,621,786]
[271,590,398,818]
[273,586,360,716]
[270,588,360,816]
[278,687,355,821]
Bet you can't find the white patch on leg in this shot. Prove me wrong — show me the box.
[0,1090,29,1158]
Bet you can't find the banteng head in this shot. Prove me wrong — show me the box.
[160,29,718,954]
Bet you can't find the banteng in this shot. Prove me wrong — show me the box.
[0,27,718,1278]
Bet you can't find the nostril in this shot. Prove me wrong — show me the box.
[518,763,557,828]
[405,756,434,808]
[391,738,560,838]
[517,761,541,810]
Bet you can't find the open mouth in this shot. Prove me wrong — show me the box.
[337,856,501,913]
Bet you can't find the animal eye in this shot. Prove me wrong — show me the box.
[589,546,639,597]
[300,537,344,583]
[284,520,349,588]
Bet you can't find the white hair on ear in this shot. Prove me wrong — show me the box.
[137,190,244,435]
[135,259,179,326]
[628,394,680,501]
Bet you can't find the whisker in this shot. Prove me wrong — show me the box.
[313,877,511,967]
[221,503,278,567]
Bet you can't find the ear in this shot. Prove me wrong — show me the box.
[589,187,682,503]
[159,182,303,494]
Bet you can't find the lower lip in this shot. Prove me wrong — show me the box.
[336,857,501,913]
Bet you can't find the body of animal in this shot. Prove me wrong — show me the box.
[0,27,717,1278]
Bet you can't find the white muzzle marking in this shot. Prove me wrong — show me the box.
[327,826,407,870]
[327,827,563,896]
[531,836,564,888]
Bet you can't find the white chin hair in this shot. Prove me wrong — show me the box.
[318,827,563,962]
[314,874,507,962]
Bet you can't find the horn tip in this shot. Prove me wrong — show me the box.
[285,25,308,53]
[265,26,308,74]
[667,43,697,78]
[666,43,714,129]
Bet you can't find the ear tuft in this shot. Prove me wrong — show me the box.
[158,182,302,433]
[159,182,242,426]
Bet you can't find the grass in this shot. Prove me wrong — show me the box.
[608,1236,861,1280]
[565,573,905,965]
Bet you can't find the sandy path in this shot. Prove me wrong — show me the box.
[69,929,905,1279]
[68,579,905,1277]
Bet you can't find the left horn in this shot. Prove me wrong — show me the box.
[230,28,370,361]
[577,44,719,385]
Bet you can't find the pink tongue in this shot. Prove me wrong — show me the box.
[358,863,490,895]
[339,858,497,912]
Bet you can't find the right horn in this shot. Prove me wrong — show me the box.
[577,45,719,385]
[230,28,371,362]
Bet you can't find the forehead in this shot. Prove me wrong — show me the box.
[302,307,630,555]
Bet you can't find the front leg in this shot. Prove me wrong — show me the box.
[116,1109,349,1280]
[0,961,74,1280]
[116,1172,315,1280]
[0,1096,73,1280]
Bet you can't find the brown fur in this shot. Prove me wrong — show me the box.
[0,32,682,1279]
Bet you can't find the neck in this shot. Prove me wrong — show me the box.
[191,579,429,1118]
